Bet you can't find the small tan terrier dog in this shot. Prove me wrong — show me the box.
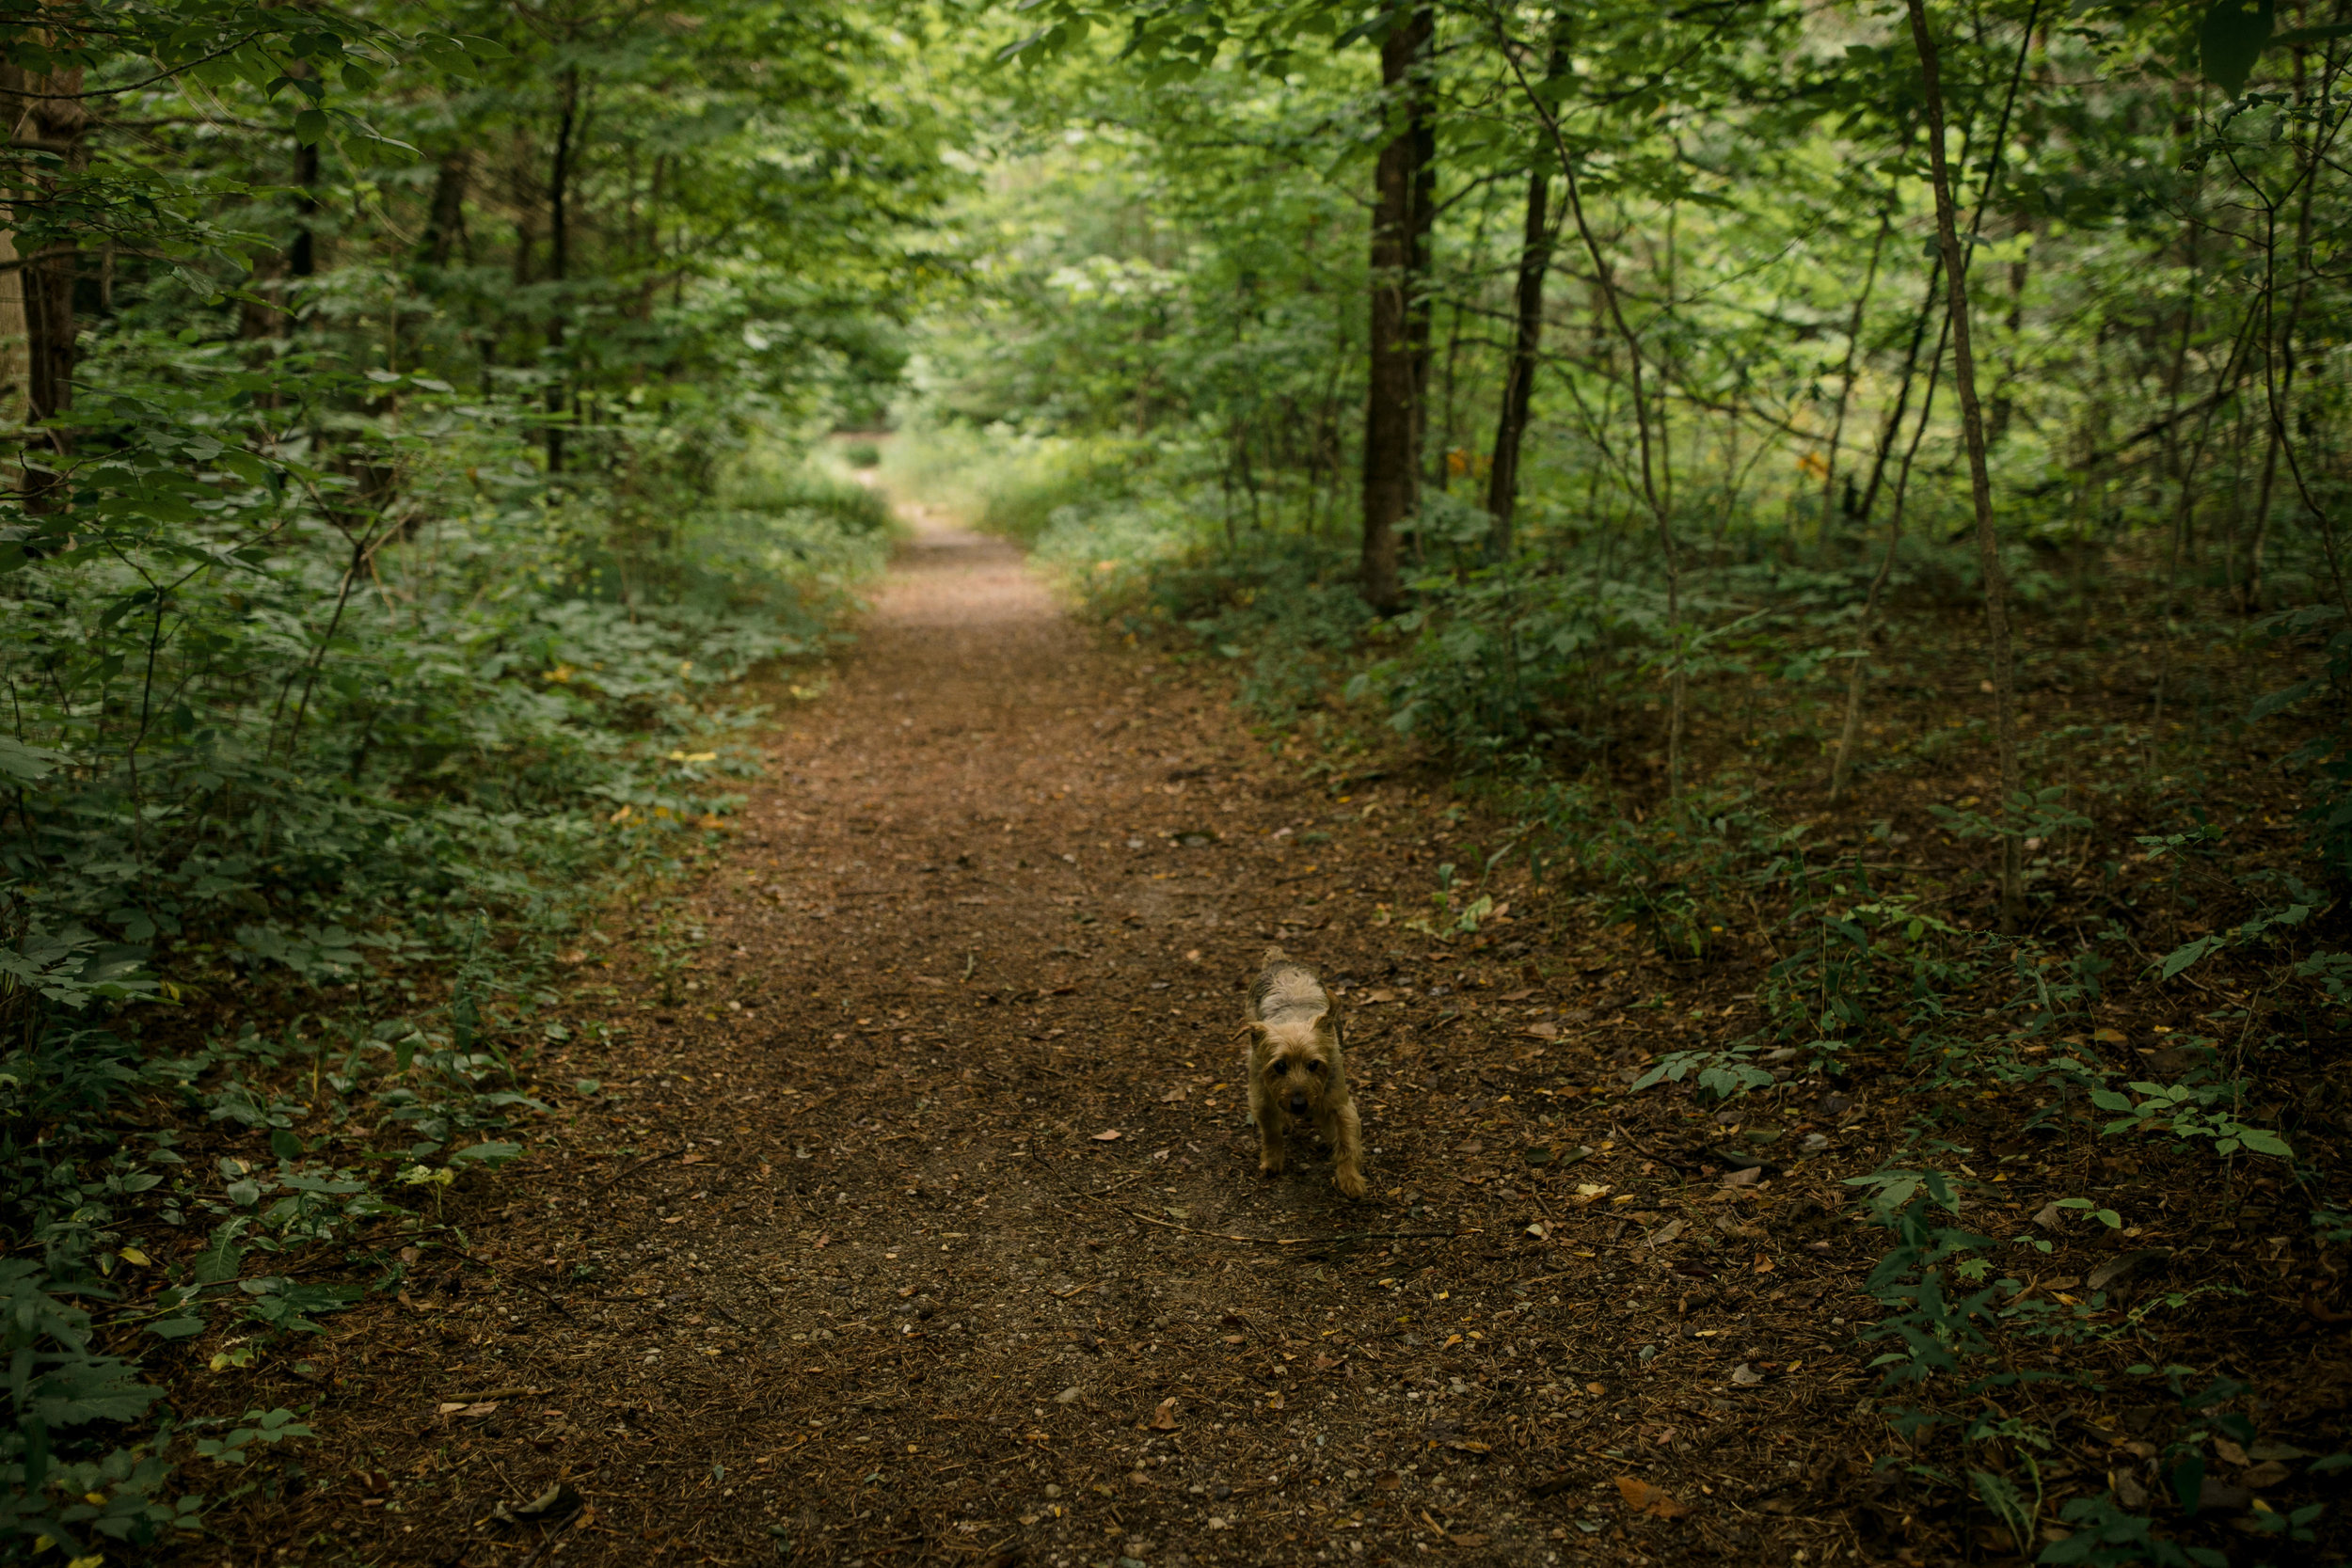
[1240,946,1366,1198]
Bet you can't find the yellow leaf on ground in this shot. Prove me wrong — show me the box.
[1616,1476,1690,1519]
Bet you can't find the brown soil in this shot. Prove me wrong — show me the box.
[194,509,2346,1568]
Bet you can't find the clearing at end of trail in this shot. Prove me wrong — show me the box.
[238,509,1876,1566]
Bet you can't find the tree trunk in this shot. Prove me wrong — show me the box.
[1818,214,1890,544]
[0,227,25,427]
[288,139,320,279]
[1504,40,1684,798]
[1359,6,1432,614]
[1485,164,1551,557]
[546,69,580,475]
[1850,264,1943,530]
[421,149,470,267]
[1904,0,2026,927]
[3,62,87,503]
[1830,289,1954,807]
[1406,46,1436,485]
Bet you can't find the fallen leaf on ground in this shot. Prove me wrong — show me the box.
[513,1483,582,1522]
[1730,1364,1766,1386]
[1159,1085,1187,1102]
[1053,1386,1082,1404]
[2198,1478,2251,1511]
[1615,1476,1689,1519]
[1523,1022,1561,1039]
[1090,1130,1122,1142]
[437,1401,500,1419]
[1150,1398,1178,1431]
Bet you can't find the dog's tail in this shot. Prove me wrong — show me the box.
[1260,944,1290,966]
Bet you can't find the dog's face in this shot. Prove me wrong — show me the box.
[1250,1017,1339,1119]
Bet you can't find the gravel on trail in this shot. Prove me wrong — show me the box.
[256,510,1887,1567]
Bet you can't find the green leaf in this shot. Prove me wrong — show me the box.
[2159,935,2224,980]
[2235,1127,2293,1159]
[192,1237,243,1286]
[2201,0,2275,96]
[146,1316,206,1339]
[293,107,330,146]
[0,735,69,782]
[2249,677,2319,721]
[269,1128,302,1162]
[448,1140,522,1165]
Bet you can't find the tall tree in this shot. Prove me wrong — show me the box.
[1484,24,1564,560]
[1360,5,1432,614]
[1905,0,2026,926]
[1482,158,1549,557]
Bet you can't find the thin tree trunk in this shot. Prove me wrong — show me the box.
[1851,264,1942,531]
[1500,40,1685,798]
[1407,49,1436,492]
[288,140,320,280]
[1359,7,1433,613]
[1486,131,1558,556]
[2247,59,2328,615]
[1818,214,1891,544]
[1830,14,2038,804]
[1905,0,2026,927]
[1830,296,1955,807]
[0,228,26,429]
[547,69,580,475]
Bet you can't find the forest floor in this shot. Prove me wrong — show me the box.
[193,506,2347,1568]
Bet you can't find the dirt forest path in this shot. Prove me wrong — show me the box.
[270,504,1881,1568]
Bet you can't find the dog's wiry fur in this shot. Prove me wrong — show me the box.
[1241,946,1366,1199]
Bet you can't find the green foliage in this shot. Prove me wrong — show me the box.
[2039,1493,2226,1566]
[0,0,928,1549]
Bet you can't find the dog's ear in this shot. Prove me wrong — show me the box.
[1235,1021,1269,1049]
[1311,1009,1338,1041]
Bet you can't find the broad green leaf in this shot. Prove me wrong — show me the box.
[2159,936,2224,980]
[2201,0,2274,95]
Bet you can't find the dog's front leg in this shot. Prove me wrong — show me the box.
[1326,1098,1366,1198]
[1252,1087,1287,1178]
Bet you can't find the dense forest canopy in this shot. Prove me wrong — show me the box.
[7,0,2352,1560]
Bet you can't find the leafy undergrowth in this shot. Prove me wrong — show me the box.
[0,437,884,1560]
